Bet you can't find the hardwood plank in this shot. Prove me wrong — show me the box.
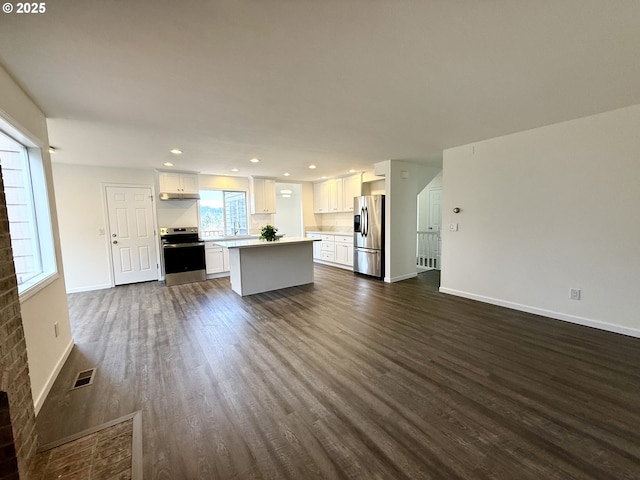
[36,267,640,479]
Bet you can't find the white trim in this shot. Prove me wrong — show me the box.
[18,272,59,303]
[386,272,418,283]
[313,259,353,271]
[33,339,74,415]
[66,283,112,294]
[439,287,640,339]
[0,107,44,149]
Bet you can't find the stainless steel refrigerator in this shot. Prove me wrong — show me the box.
[353,195,385,278]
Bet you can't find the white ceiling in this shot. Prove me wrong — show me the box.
[1,1,639,181]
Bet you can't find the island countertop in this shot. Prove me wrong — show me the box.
[214,237,319,249]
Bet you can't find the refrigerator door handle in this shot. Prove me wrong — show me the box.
[364,206,368,237]
[361,207,366,237]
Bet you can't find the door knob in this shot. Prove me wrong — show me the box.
[113,240,118,244]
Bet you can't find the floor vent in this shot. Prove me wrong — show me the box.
[71,368,96,390]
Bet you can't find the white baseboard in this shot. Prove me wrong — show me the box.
[313,260,353,271]
[206,272,231,279]
[33,339,74,415]
[66,283,112,294]
[439,287,640,339]
[386,272,418,283]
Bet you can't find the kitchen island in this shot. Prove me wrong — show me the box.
[214,237,320,296]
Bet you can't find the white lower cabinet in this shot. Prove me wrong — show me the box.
[334,238,353,267]
[205,243,230,274]
[307,232,353,269]
[306,233,322,259]
[320,235,335,262]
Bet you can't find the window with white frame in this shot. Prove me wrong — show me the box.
[0,129,57,296]
[199,190,248,237]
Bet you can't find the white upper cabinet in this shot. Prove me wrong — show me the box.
[250,177,276,214]
[313,173,361,213]
[313,182,329,213]
[342,174,362,211]
[159,172,199,194]
[327,178,343,213]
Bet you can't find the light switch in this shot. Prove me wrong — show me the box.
[98,228,105,235]
[449,223,458,231]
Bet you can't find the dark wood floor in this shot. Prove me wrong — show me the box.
[37,266,640,479]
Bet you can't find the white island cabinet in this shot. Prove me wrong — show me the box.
[216,237,320,296]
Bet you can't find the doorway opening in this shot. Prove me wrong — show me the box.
[416,171,442,274]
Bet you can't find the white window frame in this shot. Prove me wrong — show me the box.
[0,119,58,301]
[198,188,250,238]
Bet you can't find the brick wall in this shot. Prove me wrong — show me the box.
[0,165,38,478]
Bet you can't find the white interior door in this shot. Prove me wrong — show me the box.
[428,188,442,231]
[428,188,442,270]
[106,186,158,285]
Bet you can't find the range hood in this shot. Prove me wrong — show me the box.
[159,192,201,200]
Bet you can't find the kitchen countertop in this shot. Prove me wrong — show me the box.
[215,237,319,249]
[306,230,354,236]
[203,235,260,242]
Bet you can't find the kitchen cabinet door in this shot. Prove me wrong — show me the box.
[335,242,354,266]
[250,178,276,214]
[180,174,199,194]
[205,247,224,274]
[159,172,182,193]
[159,172,198,194]
[327,178,343,212]
[306,233,322,259]
[342,174,362,212]
[313,182,329,213]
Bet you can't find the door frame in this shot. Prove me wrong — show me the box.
[102,183,161,287]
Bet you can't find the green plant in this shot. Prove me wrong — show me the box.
[260,224,278,241]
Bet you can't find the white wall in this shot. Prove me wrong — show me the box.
[52,164,156,292]
[0,64,73,412]
[274,183,303,237]
[301,182,316,231]
[441,104,640,337]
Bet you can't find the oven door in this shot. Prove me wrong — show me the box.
[162,243,206,285]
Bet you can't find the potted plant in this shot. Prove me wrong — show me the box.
[260,224,278,241]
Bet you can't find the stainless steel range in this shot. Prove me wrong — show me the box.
[160,227,206,286]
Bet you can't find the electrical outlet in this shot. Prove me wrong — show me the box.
[449,223,458,231]
[54,322,59,337]
[570,288,581,300]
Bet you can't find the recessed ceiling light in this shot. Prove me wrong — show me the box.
[321,176,327,179]
[250,158,260,163]
[231,168,239,172]
[48,146,56,154]
[163,162,174,167]
[349,169,356,173]
[308,164,317,169]
[283,172,290,177]
[170,149,183,155]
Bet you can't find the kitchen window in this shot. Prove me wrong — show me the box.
[0,129,57,298]
[199,190,248,238]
